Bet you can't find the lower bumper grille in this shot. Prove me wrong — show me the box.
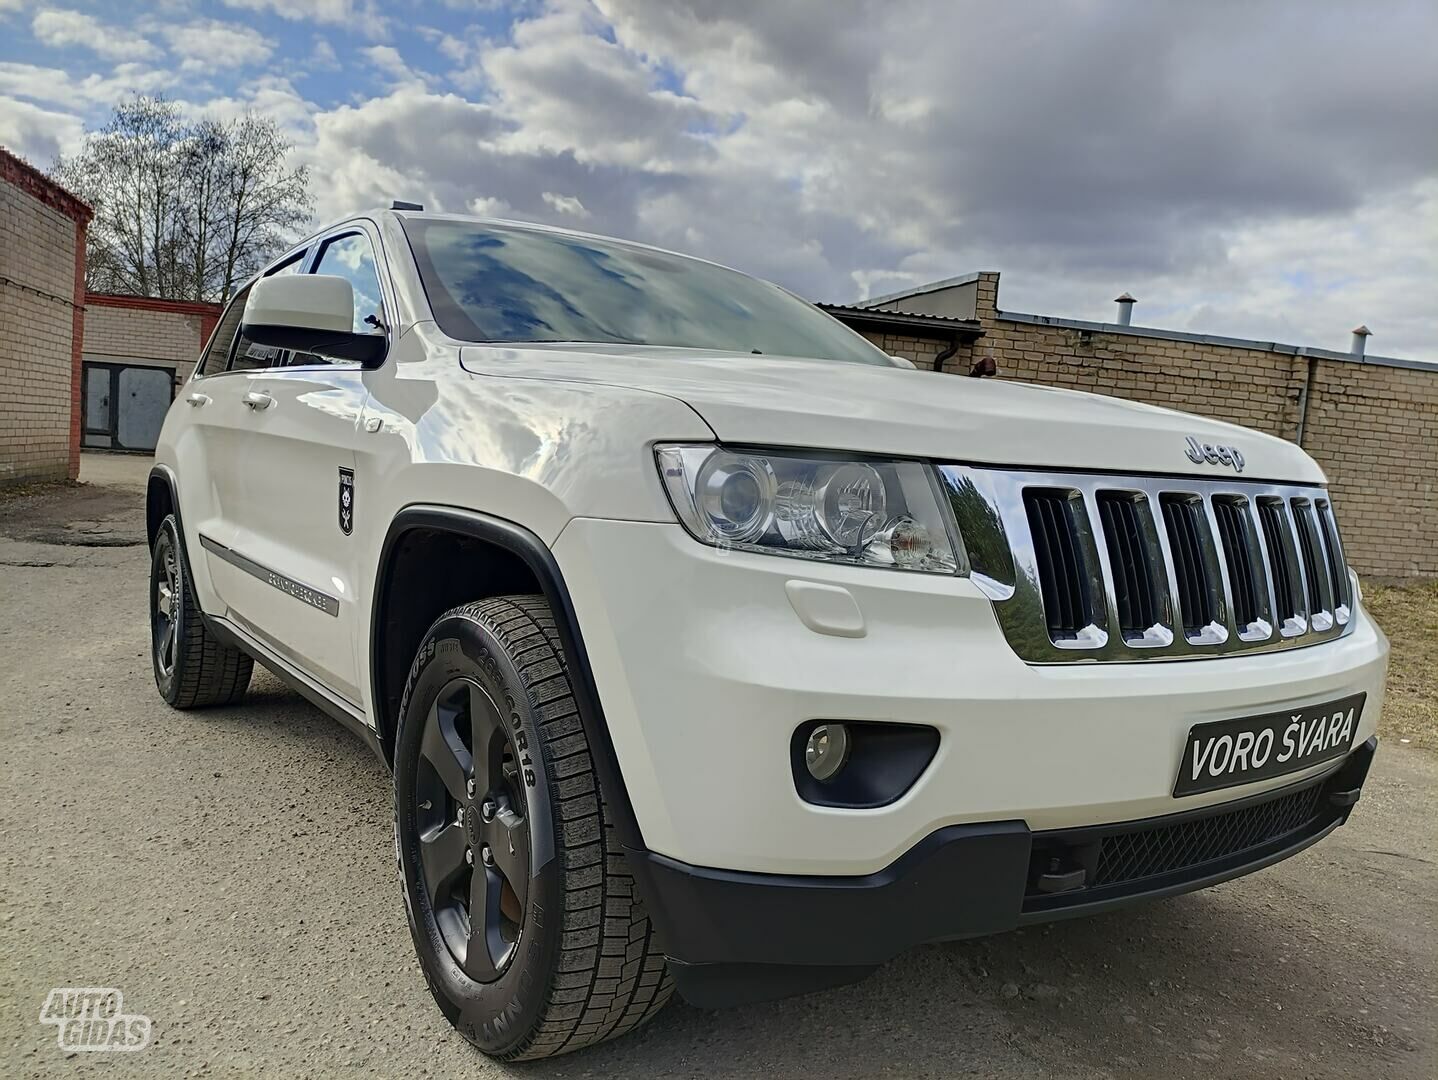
[1091,782,1323,888]
[1020,753,1371,916]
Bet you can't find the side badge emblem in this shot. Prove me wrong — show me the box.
[338,467,355,536]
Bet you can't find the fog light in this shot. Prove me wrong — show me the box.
[804,723,850,782]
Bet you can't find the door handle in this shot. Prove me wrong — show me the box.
[242,391,275,411]
[186,393,210,407]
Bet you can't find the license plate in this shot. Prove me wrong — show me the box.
[1174,692,1365,797]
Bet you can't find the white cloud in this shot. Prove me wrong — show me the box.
[478,2,720,171]
[0,60,175,111]
[175,76,315,140]
[161,20,274,72]
[310,37,340,71]
[364,45,425,87]
[469,195,511,217]
[0,96,86,166]
[32,8,159,61]
[219,0,390,38]
[541,191,588,217]
[416,25,472,65]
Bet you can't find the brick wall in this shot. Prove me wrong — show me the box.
[0,148,91,486]
[848,271,1436,580]
[84,295,221,385]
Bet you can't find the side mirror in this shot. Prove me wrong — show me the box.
[888,354,917,369]
[241,275,387,367]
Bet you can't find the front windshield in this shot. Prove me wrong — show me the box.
[400,218,890,366]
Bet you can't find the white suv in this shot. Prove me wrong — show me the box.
[147,207,1389,1061]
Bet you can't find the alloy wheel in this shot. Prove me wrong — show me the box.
[414,677,531,982]
[153,536,180,678]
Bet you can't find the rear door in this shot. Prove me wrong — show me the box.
[223,224,390,706]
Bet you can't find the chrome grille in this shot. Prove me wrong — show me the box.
[941,466,1355,663]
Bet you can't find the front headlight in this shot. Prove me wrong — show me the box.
[655,444,961,574]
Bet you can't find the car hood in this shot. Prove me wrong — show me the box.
[459,343,1325,484]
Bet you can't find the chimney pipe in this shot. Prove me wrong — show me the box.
[1114,292,1136,326]
[1351,324,1371,358]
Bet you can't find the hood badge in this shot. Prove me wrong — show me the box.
[1184,436,1245,473]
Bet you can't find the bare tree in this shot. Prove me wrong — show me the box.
[55,96,313,304]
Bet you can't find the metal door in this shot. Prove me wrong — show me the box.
[81,362,174,451]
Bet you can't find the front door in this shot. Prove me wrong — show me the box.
[211,226,390,708]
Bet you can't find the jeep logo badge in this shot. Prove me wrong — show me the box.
[1184,435,1245,473]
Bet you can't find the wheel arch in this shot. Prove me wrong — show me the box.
[370,506,647,852]
[146,464,180,551]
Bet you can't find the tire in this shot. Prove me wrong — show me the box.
[149,515,253,708]
[394,596,672,1061]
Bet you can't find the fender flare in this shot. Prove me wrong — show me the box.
[146,464,185,555]
[370,505,648,854]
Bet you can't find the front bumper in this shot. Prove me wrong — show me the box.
[636,739,1376,1006]
[552,518,1389,875]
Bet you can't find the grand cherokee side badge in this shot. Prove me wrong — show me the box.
[339,468,355,535]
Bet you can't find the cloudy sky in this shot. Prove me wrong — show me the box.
[2,0,1435,360]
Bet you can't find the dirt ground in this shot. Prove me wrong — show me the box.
[1365,581,1438,750]
[1,454,1434,1079]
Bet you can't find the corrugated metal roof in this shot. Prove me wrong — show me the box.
[818,303,983,333]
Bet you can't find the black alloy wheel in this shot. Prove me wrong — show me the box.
[394,597,672,1060]
[414,676,531,981]
[148,514,252,708]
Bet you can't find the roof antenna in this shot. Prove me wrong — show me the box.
[391,200,424,211]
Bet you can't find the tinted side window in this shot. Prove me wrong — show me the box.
[196,283,252,377]
[313,233,385,334]
[229,330,285,373]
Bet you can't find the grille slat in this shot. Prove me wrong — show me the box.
[1317,500,1350,612]
[1213,498,1261,630]
[1161,495,1217,636]
[1257,498,1300,625]
[1098,493,1157,638]
[1292,499,1329,616]
[1024,490,1090,640]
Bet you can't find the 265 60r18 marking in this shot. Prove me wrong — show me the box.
[149,515,252,708]
[394,597,672,1061]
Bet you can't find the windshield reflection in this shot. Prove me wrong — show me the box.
[402,219,889,366]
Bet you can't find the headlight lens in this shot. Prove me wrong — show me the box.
[656,445,960,574]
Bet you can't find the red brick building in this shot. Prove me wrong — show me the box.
[0,146,92,484]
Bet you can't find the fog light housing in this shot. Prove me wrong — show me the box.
[791,720,940,808]
[804,723,850,782]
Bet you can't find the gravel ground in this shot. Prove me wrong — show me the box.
[1,455,1434,1079]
